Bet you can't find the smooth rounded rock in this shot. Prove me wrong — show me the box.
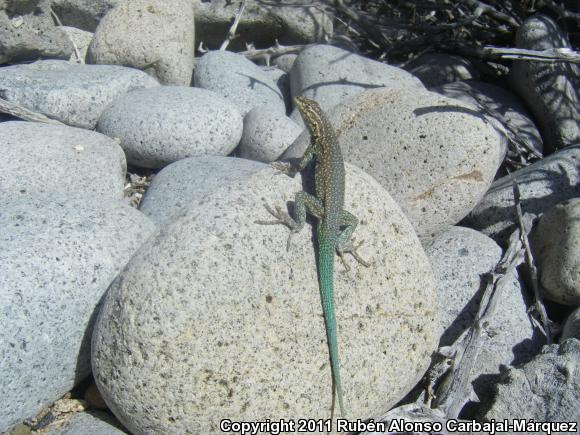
[426,226,540,402]
[484,339,580,425]
[289,44,424,114]
[92,164,439,433]
[562,308,580,341]
[97,86,243,169]
[0,194,156,434]
[0,60,159,129]
[0,121,126,199]
[87,0,195,86]
[60,26,93,62]
[193,50,286,116]
[273,53,298,73]
[405,53,479,87]
[431,80,543,157]
[283,87,504,239]
[47,411,127,435]
[239,106,302,162]
[530,198,580,306]
[509,14,580,152]
[139,156,265,226]
[464,145,580,246]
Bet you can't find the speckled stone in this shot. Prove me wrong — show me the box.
[0,60,159,129]
[530,198,580,306]
[239,105,302,162]
[405,53,479,87]
[97,86,243,169]
[139,156,265,226]
[193,50,286,116]
[484,339,580,427]
[0,194,156,434]
[562,308,580,341]
[431,80,543,157]
[283,86,504,239]
[47,411,127,435]
[464,145,580,246]
[87,0,195,86]
[289,44,424,114]
[92,164,439,433]
[0,121,126,199]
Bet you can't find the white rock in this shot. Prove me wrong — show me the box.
[562,308,580,341]
[431,80,542,157]
[530,198,580,306]
[46,411,127,435]
[289,44,424,114]
[92,164,440,433]
[60,26,93,62]
[283,86,504,239]
[97,86,243,169]
[87,0,195,86]
[465,145,580,245]
[194,50,286,116]
[139,156,265,226]
[0,121,126,199]
[0,194,155,434]
[239,106,302,162]
[405,53,479,87]
[0,60,159,129]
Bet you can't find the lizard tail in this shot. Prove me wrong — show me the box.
[318,241,346,418]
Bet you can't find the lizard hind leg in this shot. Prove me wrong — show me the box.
[336,210,370,270]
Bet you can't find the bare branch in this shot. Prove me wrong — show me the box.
[237,41,307,64]
[481,46,580,63]
[512,182,553,344]
[220,0,247,51]
[0,97,65,125]
[536,0,580,21]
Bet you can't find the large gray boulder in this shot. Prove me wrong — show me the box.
[97,86,243,169]
[0,60,159,128]
[0,194,156,434]
[87,0,195,86]
[0,121,126,199]
[92,164,440,433]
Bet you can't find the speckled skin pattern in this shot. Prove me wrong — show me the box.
[265,96,364,417]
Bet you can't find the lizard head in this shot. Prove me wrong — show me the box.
[294,96,325,141]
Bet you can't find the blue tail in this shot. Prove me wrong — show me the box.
[318,241,345,417]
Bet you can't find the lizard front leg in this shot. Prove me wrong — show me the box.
[336,210,370,270]
[256,191,323,251]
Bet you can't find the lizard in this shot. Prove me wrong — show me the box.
[256,96,369,418]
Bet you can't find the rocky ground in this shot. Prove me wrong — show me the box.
[0,0,579,434]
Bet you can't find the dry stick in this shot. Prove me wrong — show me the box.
[481,46,580,63]
[462,0,521,27]
[431,220,529,417]
[237,41,307,63]
[49,7,83,63]
[0,97,64,125]
[513,181,553,344]
[219,0,247,51]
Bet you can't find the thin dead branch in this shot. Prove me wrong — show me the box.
[237,41,307,64]
[0,97,65,125]
[220,0,247,51]
[512,181,552,343]
[49,7,83,63]
[481,46,580,63]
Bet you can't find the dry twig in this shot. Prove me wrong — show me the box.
[220,0,247,51]
[0,97,64,125]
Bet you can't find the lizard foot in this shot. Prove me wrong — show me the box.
[337,239,370,271]
[270,161,297,177]
[255,204,300,251]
